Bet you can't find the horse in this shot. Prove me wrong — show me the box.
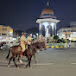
[7,42,43,68]
[15,41,46,64]
[19,42,44,64]
[6,41,46,64]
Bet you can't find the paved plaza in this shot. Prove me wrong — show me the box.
[0,48,76,76]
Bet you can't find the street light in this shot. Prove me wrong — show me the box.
[70,25,71,45]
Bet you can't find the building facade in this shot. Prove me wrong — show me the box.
[0,25,13,37]
[57,26,76,41]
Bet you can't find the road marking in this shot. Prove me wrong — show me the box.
[33,63,54,66]
[71,63,76,65]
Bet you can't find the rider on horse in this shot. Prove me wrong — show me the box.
[27,34,32,49]
[20,32,27,57]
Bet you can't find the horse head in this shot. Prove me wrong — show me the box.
[37,42,43,51]
[39,41,46,50]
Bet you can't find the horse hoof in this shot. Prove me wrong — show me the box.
[26,65,28,68]
[35,61,37,64]
[8,65,10,68]
[24,66,26,69]
[30,67,32,69]
[17,67,19,69]
[19,60,23,64]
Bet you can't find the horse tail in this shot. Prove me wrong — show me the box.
[6,49,10,59]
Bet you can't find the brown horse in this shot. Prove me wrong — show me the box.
[17,42,43,65]
[6,41,46,64]
[18,41,46,64]
[8,45,22,68]
[7,42,43,68]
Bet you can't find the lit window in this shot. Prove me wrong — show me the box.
[2,28,7,31]
[2,33,7,36]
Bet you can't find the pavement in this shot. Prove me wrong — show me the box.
[0,48,76,76]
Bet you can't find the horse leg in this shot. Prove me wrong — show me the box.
[18,54,23,64]
[13,57,18,68]
[26,56,29,68]
[6,49,10,59]
[8,56,13,68]
[26,56,32,68]
[16,54,18,57]
[28,56,32,67]
[33,53,37,64]
[26,56,30,68]
[17,54,20,60]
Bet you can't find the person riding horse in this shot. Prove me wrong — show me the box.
[26,34,32,49]
[6,41,45,68]
[6,33,46,68]
[20,32,27,57]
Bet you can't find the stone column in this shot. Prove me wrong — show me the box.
[52,24,55,38]
[45,27,49,37]
[39,22,42,39]
[55,23,57,36]
[49,22,51,37]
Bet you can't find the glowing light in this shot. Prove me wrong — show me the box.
[36,33,38,36]
[42,22,49,29]
[50,23,55,29]
[9,32,12,33]
[42,22,49,37]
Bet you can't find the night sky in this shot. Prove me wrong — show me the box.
[0,0,76,31]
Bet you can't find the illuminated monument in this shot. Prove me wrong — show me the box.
[36,2,60,38]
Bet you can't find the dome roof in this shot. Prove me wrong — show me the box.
[41,7,54,15]
[41,2,54,15]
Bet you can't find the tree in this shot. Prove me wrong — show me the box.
[57,38,66,43]
[53,35,59,40]
[53,36,59,43]
[26,27,39,34]
[15,30,24,36]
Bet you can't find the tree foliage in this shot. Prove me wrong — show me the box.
[53,35,59,40]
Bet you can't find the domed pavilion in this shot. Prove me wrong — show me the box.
[36,2,60,38]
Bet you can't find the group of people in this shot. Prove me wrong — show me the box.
[20,33,32,57]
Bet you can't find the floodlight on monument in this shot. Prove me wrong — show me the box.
[36,33,38,36]
[51,22,55,29]
[36,33,38,39]
[42,22,49,29]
